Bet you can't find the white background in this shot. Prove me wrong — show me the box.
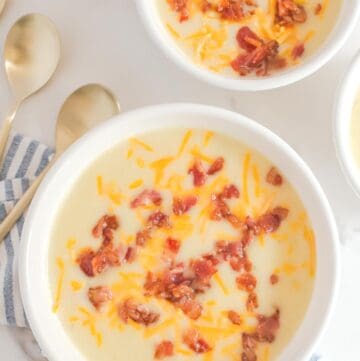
[0,0,360,360]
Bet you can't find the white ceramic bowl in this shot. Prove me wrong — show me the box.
[19,104,339,361]
[136,0,360,91]
[334,50,360,197]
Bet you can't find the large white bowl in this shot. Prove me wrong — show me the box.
[136,0,360,91]
[334,50,360,197]
[19,104,339,361]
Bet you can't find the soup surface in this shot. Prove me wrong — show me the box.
[156,0,341,77]
[49,128,316,361]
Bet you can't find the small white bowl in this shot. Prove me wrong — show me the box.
[136,0,360,91]
[334,50,360,197]
[19,104,340,361]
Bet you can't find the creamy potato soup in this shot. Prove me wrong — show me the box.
[156,0,341,77]
[351,90,360,168]
[50,129,316,361]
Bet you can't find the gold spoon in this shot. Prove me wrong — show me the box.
[0,0,6,15]
[0,14,61,163]
[0,84,121,241]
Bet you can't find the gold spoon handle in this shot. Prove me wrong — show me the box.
[0,156,56,241]
[0,102,20,165]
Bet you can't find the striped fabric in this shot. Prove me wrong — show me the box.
[0,134,53,327]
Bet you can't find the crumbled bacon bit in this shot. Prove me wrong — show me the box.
[242,333,257,361]
[232,40,280,76]
[200,0,213,12]
[92,215,119,238]
[191,258,217,281]
[257,207,288,233]
[207,157,225,175]
[177,298,203,320]
[236,26,263,52]
[88,286,112,310]
[266,167,283,186]
[188,160,207,187]
[154,340,174,359]
[292,43,305,60]
[276,0,307,25]
[167,0,189,22]
[217,0,244,21]
[165,237,181,253]
[270,274,279,285]
[136,228,151,246]
[130,189,162,208]
[228,310,242,325]
[77,248,95,277]
[236,273,257,292]
[91,245,123,275]
[149,211,171,228]
[255,309,280,343]
[315,3,322,15]
[118,298,160,326]
[125,246,137,263]
[173,195,198,215]
[183,328,211,353]
[220,184,240,199]
[210,192,242,228]
[246,292,258,312]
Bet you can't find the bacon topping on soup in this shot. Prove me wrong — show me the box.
[276,0,307,25]
[183,328,211,353]
[167,0,189,22]
[154,340,174,359]
[173,195,198,215]
[130,189,162,208]
[118,298,160,326]
[266,167,283,186]
[88,286,113,310]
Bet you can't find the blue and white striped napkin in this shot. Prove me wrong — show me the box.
[0,133,53,327]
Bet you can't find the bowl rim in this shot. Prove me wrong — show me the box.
[333,49,360,198]
[19,103,340,361]
[136,0,360,91]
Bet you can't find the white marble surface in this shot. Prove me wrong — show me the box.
[0,0,360,360]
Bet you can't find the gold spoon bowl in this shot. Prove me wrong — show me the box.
[0,14,61,162]
[0,84,121,241]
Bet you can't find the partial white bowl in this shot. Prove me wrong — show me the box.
[334,50,360,198]
[19,104,339,361]
[136,0,360,91]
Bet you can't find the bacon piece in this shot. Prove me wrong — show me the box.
[148,211,171,228]
[136,228,151,246]
[236,26,263,52]
[201,0,213,12]
[154,340,174,359]
[276,0,307,25]
[125,246,137,263]
[130,189,162,208]
[266,167,283,186]
[292,43,305,60]
[88,286,112,310]
[270,274,279,285]
[220,184,240,199]
[91,245,123,275]
[257,207,288,233]
[246,292,258,312]
[183,329,211,353]
[118,298,160,326]
[188,160,207,187]
[191,258,217,281]
[255,309,280,343]
[165,237,181,254]
[173,195,198,215]
[217,0,244,21]
[210,193,242,228]
[228,310,242,325]
[242,333,257,361]
[92,215,119,238]
[231,40,279,76]
[236,273,257,292]
[207,157,224,175]
[77,248,95,277]
[315,3,322,15]
[177,298,203,320]
[167,0,189,22]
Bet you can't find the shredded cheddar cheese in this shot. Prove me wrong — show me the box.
[96,175,103,195]
[52,257,64,313]
[130,138,154,152]
[177,130,193,156]
[150,157,174,185]
[190,145,214,163]
[70,280,83,292]
[304,226,316,277]
[213,273,229,295]
[242,152,251,205]
[203,131,214,146]
[129,179,143,189]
